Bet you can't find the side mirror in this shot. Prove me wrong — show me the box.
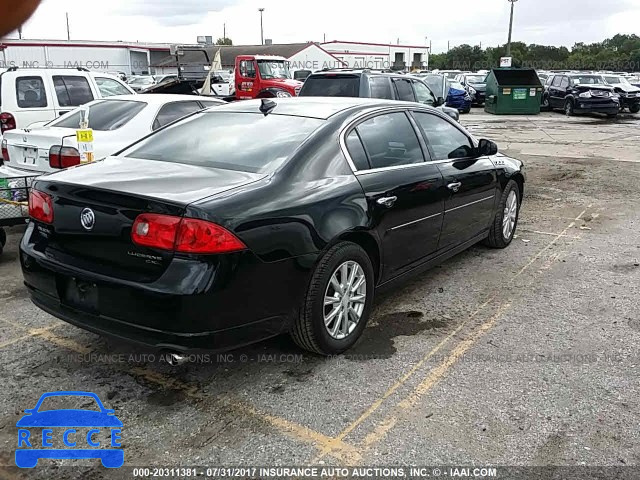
[478,139,498,156]
[436,96,445,106]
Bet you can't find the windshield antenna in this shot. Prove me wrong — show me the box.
[259,98,277,116]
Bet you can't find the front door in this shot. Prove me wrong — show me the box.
[412,110,498,250]
[344,111,445,281]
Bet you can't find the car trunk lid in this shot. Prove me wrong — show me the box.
[3,127,77,173]
[33,157,266,281]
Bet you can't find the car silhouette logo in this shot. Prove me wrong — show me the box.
[80,208,95,231]
[15,391,123,468]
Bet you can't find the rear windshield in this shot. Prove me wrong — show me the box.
[125,112,324,173]
[52,100,147,131]
[300,75,360,97]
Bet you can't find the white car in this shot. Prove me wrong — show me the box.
[1,94,225,176]
[0,68,136,133]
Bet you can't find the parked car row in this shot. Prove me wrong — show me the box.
[540,72,640,117]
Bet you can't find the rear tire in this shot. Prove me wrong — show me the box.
[291,242,374,355]
[484,180,520,249]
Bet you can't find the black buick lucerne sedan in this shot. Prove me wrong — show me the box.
[21,98,525,356]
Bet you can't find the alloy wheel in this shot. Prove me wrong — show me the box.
[323,261,367,340]
[502,190,518,240]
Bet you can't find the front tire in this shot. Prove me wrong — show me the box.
[485,180,520,249]
[630,104,640,114]
[541,94,551,111]
[291,242,374,355]
[564,99,574,116]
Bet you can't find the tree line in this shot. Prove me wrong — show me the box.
[429,34,640,72]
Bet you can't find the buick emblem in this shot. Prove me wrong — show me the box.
[80,208,95,231]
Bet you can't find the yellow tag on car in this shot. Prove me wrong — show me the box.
[76,129,94,143]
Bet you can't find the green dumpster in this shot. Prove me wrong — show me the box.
[484,68,543,115]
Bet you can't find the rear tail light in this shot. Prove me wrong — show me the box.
[0,112,16,133]
[49,145,81,169]
[1,139,9,165]
[28,189,54,224]
[131,214,246,254]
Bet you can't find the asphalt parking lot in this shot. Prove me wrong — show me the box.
[1,109,639,478]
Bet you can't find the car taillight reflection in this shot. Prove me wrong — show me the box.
[131,214,246,254]
[28,189,54,224]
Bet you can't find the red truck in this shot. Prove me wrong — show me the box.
[234,55,303,99]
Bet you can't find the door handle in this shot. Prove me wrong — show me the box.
[447,182,462,192]
[376,196,397,208]
[58,111,70,116]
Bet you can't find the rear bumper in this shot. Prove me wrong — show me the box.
[21,231,315,352]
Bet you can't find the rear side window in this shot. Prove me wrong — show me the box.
[299,75,360,97]
[369,76,393,99]
[16,76,48,108]
[345,130,370,170]
[52,100,146,131]
[355,112,424,169]
[126,112,324,173]
[393,79,416,102]
[53,76,94,107]
[152,101,204,130]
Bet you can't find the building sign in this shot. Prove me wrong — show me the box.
[500,57,512,68]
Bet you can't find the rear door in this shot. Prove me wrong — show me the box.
[51,74,97,117]
[345,110,445,281]
[412,111,497,250]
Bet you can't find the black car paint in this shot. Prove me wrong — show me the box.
[544,74,620,115]
[20,98,524,353]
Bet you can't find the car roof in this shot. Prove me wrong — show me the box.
[203,97,419,120]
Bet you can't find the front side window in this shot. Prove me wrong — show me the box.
[355,112,424,169]
[412,80,435,106]
[52,100,146,131]
[16,76,47,108]
[96,77,131,97]
[413,112,473,160]
[239,60,256,78]
[560,77,569,89]
[53,76,94,107]
[126,112,324,174]
[152,101,204,130]
[393,79,416,102]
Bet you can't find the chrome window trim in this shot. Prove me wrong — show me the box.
[339,105,479,175]
[444,195,495,214]
[390,212,442,231]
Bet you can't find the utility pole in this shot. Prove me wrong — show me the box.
[66,12,70,40]
[506,0,518,56]
[258,8,264,45]
[447,41,450,52]
[18,26,23,39]
[223,23,226,40]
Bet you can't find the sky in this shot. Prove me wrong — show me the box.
[6,0,640,53]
